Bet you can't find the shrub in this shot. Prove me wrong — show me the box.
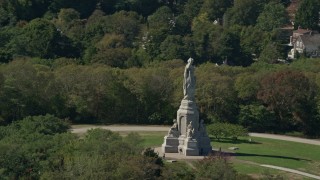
[195,154,237,180]
[207,122,226,141]
[207,123,248,141]
[13,114,70,135]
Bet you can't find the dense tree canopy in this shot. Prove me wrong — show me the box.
[0,0,320,138]
[0,2,320,180]
[0,0,306,65]
[0,115,165,179]
[294,0,320,31]
[256,2,288,31]
[1,58,319,136]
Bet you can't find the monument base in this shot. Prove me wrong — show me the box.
[178,138,200,156]
[199,136,212,155]
[161,136,179,153]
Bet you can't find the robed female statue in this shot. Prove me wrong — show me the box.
[183,58,196,100]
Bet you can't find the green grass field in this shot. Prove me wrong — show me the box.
[139,131,167,147]
[137,132,320,178]
[212,137,320,176]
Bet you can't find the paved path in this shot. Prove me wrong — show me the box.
[260,164,320,180]
[249,133,320,146]
[72,125,320,146]
[71,125,169,134]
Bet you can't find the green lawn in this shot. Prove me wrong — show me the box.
[138,132,320,177]
[232,161,314,180]
[212,137,320,176]
[135,131,167,147]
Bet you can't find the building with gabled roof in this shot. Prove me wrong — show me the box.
[288,28,320,59]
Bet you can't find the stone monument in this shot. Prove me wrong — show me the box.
[162,58,212,156]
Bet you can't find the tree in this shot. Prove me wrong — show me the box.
[196,64,239,122]
[49,0,98,18]
[57,8,81,25]
[148,6,173,31]
[207,123,248,141]
[294,0,320,31]
[0,0,51,21]
[0,115,72,179]
[259,42,283,63]
[183,0,204,20]
[206,123,225,141]
[9,18,60,58]
[213,29,252,66]
[10,114,70,135]
[0,60,58,123]
[123,0,160,17]
[238,104,277,132]
[235,72,261,101]
[44,129,161,179]
[256,2,288,31]
[159,35,188,60]
[224,0,264,27]
[99,0,118,14]
[84,9,108,41]
[0,5,16,26]
[0,26,18,62]
[91,33,132,67]
[239,26,271,57]
[162,161,195,179]
[0,121,165,179]
[92,48,132,67]
[195,155,238,180]
[55,65,115,123]
[171,14,191,35]
[191,14,221,62]
[199,0,233,21]
[124,67,175,124]
[257,70,317,132]
[105,11,141,42]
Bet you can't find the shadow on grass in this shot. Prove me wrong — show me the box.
[233,152,311,162]
[210,137,262,145]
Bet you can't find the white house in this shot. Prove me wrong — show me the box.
[288,28,320,59]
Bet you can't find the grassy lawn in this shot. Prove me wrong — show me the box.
[117,131,166,147]
[137,132,320,177]
[212,137,320,176]
[232,161,314,180]
[138,131,167,147]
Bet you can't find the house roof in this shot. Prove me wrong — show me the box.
[300,34,320,51]
[293,28,312,35]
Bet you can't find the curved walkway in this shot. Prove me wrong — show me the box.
[260,164,320,180]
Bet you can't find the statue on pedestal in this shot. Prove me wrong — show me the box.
[167,119,179,137]
[183,58,196,101]
[162,57,212,156]
[186,121,195,138]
